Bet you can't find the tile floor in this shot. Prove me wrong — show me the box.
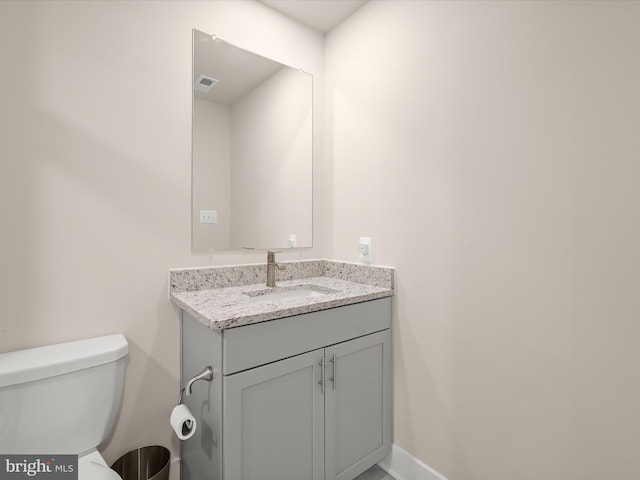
[354,464,395,480]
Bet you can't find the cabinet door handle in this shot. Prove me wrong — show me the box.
[318,357,325,393]
[329,354,336,389]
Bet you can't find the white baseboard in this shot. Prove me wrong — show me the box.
[378,444,448,480]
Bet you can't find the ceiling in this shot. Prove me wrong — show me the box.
[259,0,368,34]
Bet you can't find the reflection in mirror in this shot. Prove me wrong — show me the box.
[192,29,313,253]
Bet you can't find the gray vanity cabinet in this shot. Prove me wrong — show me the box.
[180,297,392,480]
[223,349,325,480]
[325,331,392,480]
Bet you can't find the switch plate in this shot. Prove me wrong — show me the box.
[288,234,297,247]
[359,237,372,263]
[200,210,217,224]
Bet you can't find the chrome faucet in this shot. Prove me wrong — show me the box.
[266,250,286,288]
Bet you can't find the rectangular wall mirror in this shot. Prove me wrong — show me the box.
[192,29,313,253]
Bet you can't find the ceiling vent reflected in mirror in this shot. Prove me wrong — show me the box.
[194,74,219,93]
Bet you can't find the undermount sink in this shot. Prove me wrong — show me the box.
[243,284,339,302]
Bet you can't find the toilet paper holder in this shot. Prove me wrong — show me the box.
[178,366,213,403]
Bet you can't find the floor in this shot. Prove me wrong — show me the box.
[354,464,395,480]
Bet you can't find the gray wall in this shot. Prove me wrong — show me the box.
[325,1,640,479]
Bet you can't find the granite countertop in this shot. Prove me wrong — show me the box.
[169,259,394,331]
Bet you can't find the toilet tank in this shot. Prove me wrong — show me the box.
[0,334,128,454]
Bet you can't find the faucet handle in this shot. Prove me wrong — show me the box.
[267,251,286,270]
[267,250,281,261]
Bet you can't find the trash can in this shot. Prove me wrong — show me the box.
[111,446,170,480]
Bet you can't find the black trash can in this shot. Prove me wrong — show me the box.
[111,446,170,480]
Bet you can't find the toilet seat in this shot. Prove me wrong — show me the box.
[80,461,122,480]
[79,450,121,480]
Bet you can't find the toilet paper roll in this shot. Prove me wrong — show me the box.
[170,404,196,440]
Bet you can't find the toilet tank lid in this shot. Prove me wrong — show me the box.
[0,334,128,388]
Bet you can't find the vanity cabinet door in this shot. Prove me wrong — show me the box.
[223,348,325,480]
[324,330,392,480]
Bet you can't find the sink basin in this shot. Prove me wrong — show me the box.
[243,285,339,302]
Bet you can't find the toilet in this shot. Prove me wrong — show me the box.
[0,334,129,479]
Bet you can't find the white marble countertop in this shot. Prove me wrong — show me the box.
[169,260,394,331]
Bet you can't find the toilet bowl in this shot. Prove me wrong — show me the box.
[0,334,129,480]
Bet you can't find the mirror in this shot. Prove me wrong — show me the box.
[192,29,313,252]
